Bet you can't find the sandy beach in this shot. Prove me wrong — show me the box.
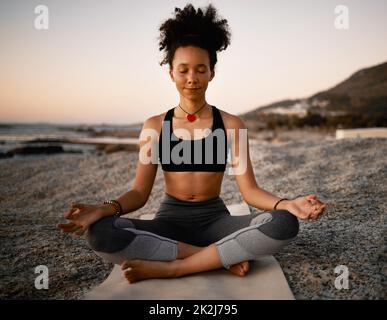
[0,134,386,299]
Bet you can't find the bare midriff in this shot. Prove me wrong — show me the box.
[164,171,224,202]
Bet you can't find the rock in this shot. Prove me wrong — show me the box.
[25,138,67,144]
[0,151,12,158]
[98,144,139,154]
[7,145,65,156]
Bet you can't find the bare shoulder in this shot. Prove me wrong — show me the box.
[218,109,247,130]
[141,112,167,134]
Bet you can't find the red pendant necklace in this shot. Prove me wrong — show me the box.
[179,102,207,122]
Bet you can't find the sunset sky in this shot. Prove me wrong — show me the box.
[1,0,386,125]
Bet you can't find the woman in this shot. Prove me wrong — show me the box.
[57,3,326,283]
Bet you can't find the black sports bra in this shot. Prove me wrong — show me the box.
[158,106,228,172]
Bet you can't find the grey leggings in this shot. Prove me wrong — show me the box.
[86,193,299,269]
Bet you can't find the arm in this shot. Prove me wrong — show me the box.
[228,116,287,211]
[229,116,326,219]
[59,116,163,235]
[101,116,160,216]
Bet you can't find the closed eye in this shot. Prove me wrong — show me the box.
[179,70,206,74]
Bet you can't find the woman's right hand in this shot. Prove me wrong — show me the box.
[57,202,113,236]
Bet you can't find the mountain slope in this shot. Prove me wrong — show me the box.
[241,61,387,130]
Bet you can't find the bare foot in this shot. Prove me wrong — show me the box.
[228,261,250,277]
[121,259,251,283]
[121,259,177,283]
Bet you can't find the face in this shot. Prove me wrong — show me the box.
[169,46,215,100]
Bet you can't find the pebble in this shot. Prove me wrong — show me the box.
[0,137,385,299]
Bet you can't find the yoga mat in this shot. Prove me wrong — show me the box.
[84,202,295,300]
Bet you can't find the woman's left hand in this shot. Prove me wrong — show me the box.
[285,194,327,220]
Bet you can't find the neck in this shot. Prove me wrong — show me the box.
[178,96,208,114]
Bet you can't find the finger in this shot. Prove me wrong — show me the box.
[70,204,87,217]
[312,212,321,220]
[312,205,321,216]
[57,222,76,230]
[310,212,319,220]
[308,195,322,206]
[305,205,317,215]
[311,206,324,219]
[64,207,77,219]
[70,210,81,218]
[58,221,76,227]
[306,194,317,201]
[65,206,83,219]
[58,222,79,231]
[57,223,68,229]
[63,225,82,234]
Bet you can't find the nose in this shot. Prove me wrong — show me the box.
[186,70,199,85]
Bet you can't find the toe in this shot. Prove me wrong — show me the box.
[241,263,247,273]
[121,260,134,270]
[241,261,249,273]
[234,266,241,275]
[124,271,133,283]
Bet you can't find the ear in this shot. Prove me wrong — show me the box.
[169,69,175,82]
[209,70,215,82]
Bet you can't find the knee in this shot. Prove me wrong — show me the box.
[85,216,115,252]
[258,210,299,240]
[85,216,136,253]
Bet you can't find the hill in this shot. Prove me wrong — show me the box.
[241,61,387,130]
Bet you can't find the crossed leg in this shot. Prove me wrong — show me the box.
[121,210,299,283]
[122,243,249,283]
[85,216,250,283]
[176,242,249,276]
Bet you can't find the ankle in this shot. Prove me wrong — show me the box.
[177,243,203,259]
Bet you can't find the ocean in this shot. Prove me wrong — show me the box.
[0,122,142,155]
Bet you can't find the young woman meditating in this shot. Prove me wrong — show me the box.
[57,3,326,283]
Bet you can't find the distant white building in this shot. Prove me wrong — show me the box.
[335,128,387,139]
[262,100,309,117]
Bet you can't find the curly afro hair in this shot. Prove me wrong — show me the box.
[158,3,231,71]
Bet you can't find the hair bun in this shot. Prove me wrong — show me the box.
[158,3,231,70]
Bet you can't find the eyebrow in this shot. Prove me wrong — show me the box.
[177,63,207,67]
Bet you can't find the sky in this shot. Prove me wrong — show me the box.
[0,0,386,125]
